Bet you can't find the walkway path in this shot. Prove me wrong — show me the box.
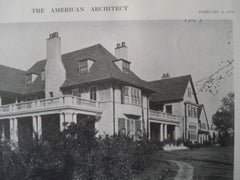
[169,160,194,180]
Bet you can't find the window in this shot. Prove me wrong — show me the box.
[79,60,88,73]
[188,105,191,116]
[166,105,172,114]
[90,86,97,100]
[187,104,198,118]
[122,86,129,103]
[72,88,81,97]
[122,86,141,105]
[118,118,141,138]
[194,107,197,118]
[122,61,130,73]
[188,87,192,98]
[41,70,45,81]
[118,118,126,134]
[189,124,197,141]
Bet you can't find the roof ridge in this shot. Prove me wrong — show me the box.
[62,43,102,57]
[149,74,191,83]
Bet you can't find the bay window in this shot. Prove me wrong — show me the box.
[122,86,141,105]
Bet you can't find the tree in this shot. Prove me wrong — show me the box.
[212,92,234,145]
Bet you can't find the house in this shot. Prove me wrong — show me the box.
[197,104,210,143]
[148,74,205,143]
[0,32,209,144]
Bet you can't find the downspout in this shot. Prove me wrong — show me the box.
[112,83,116,135]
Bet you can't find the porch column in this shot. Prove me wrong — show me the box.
[10,118,18,142]
[72,113,77,124]
[174,126,178,140]
[65,112,73,126]
[60,113,65,131]
[37,115,42,138]
[32,116,37,138]
[1,122,5,140]
[164,124,167,139]
[0,96,2,105]
[160,123,163,141]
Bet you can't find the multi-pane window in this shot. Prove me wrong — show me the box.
[90,86,97,100]
[79,60,88,73]
[122,61,130,73]
[122,86,141,105]
[189,124,197,141]
[118,118,141,138]
[187,105,198,118]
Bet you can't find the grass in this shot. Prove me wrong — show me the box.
[156,146,234,180]
[133,152,178,180]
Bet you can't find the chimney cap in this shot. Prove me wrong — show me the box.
[116,43,121,48]
[122,42,126,47]
[49,32,59,38]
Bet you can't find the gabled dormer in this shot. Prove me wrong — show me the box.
[114,42,131,74]
[78,58,95,73]
[25,73,38,84]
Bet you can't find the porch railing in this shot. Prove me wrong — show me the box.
[150,110,182,122]
[0,95,99,114]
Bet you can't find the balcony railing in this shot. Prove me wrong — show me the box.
[150,110,182,123]
[0,95,100,114]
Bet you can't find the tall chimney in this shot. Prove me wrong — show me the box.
[115,42,128,60]
[45,32,66,98]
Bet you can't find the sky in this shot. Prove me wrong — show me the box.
[0,20,233,122]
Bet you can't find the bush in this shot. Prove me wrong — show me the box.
[0,120,161,180]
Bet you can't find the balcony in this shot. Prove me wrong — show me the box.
[0,95,101,117]
[149,110,182,124]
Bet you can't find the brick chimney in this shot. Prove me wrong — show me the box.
[115,42,128,60]
[45,32,66,98]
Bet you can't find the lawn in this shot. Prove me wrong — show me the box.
[156,146,234,180]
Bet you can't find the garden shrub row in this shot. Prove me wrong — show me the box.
[0,119,163,180]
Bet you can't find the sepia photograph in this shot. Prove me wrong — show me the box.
[0,20,234,179]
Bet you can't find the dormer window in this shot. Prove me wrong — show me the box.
[122,61,130,73]
[41,70,45,81]
[78,59,95,74]
[79,60,88,73]
[25,73,38,84]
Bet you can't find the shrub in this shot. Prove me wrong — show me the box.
[0,120,162,180]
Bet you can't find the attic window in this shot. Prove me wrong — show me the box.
[122,61,130,73]
[79,60,88,73]
[188,87,192,98]
[25,74,38,84]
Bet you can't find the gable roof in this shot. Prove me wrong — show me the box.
[0,64,26,94]
[148,75,199,103]
[25,44,155,94]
